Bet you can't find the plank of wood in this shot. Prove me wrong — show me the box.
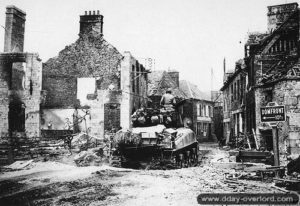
[271,185,290,193]
[252,128,259,150]
[262,35,280,54]
[246,135,251,149]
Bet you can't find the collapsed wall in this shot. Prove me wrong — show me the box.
[0,6,42,138]
[41,11,124,139]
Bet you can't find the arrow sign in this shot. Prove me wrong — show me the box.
[260,105,285,122]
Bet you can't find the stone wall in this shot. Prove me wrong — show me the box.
[24,54,42,137]
[267,3,298,33]
[0,53,42,138]
[274,80,300,155]
[89,90,122,138]
[0,62,10,137]
[42,33,122,109]
[41,11,150,138]
[120,51,148,130]
[255,80,300,155]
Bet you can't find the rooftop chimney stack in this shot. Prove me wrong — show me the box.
[79,10,104,36]
[4,5,26,52]
[267,3,298,33]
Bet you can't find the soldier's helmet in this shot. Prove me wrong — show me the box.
[166,88,172,93]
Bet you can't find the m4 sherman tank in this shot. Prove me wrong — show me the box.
[131,106,177,128]
[114,106,198,168]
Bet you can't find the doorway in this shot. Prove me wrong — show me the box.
[260,129,273,151]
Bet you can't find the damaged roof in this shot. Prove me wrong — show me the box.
[246,32,269,46]
[179,80,211,101]
[221,59,246,91]
[147,70,187,98]
[258,58,300,85]
[247,8,299,55]
[251,9,300,86]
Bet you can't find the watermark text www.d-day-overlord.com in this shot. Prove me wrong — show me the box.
[197,193,299,205]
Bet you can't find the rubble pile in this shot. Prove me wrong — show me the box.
[0,135,71,165]
[71,133,113,167]
[74,147,107,167]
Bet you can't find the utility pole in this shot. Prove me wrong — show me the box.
[272,126,280,166]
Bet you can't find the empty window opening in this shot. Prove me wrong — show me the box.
[11,63,25,90]
[29,79,33,95]
[9,102,25,132]
[77,78,96,105]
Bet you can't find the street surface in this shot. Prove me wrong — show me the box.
[0,146,282,206]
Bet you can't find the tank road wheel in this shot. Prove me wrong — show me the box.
[179,153,184,168]
[185,150,191,167]
[192,147,197,165]
[175,155,180,167]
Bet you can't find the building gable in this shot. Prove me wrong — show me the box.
[42,33,123,108]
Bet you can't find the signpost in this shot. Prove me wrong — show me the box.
[260,105,285,122]
[260,102,285,167]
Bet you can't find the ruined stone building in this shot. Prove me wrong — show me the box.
[42,11,148,138]
[221,59,247,143]
[0,6,42,138]
[0,6,148,163]
[0,6,148,143]
[244,2,300,155]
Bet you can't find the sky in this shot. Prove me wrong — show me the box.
[0,0,297,92]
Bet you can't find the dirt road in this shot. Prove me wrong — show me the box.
[0,159,281,206]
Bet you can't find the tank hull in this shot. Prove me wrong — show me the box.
[115,126,198,168]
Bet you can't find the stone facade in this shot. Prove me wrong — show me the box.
[42,34,122,109]
[243,2,300,157]
[41,11,147,138]
[0,7,148,163]
[0,55,42,138]
[221,60,247,143]
[120,51,148,130]
[0,6,42,139]
[254,81,300,155]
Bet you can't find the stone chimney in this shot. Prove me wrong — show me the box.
[267,2,298,33]
[4,5,26,52]
[79,10,103,36]
[167,70,179,88]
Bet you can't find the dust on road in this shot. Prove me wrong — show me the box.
[0,159,281,206]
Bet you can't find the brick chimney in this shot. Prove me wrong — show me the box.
[267,3,298,33]
[79,10,103,36]
[4,5,26,52]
